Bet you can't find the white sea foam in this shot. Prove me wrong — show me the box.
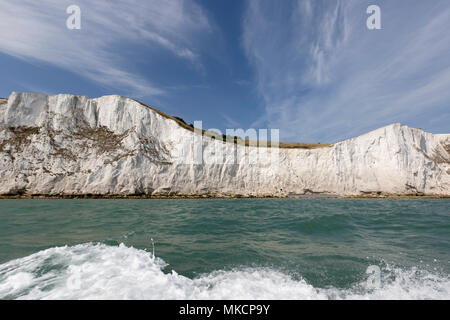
[0,243,448,300]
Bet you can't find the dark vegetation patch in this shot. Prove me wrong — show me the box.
[433,141,450,164]
[72,120,133,155]
[0,126,40,158]
[104,150,136,165]
[41,112,134,163]
[51,147,77,162]
[139,136,172,165]
[42,124,78,162]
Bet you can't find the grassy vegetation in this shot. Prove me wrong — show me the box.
[131,98,332,149]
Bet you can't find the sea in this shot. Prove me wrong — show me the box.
[0,199,448,300]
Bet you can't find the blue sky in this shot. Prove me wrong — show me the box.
[0,0,449,142]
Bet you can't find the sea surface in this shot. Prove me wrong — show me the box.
[0,199,448,300]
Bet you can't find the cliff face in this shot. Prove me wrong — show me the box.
[0,92,449,197]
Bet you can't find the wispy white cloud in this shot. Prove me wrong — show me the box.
[243,0,450,142]
[221,113,241,129]
[0,0,211,97]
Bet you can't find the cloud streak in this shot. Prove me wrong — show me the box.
[243,0,450,142]
[0,0,211,97]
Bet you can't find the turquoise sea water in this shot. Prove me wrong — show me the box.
[0,199,448,299]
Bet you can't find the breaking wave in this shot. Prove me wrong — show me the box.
[0,243,448,300]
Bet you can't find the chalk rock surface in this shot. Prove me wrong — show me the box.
[0,92,449,197]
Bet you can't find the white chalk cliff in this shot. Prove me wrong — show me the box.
[0,92,449,197]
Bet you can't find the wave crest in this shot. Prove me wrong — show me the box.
[0,243,448,300]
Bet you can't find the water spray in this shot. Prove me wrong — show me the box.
[150,237,155,260]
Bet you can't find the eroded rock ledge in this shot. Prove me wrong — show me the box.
[0,92,449,197]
